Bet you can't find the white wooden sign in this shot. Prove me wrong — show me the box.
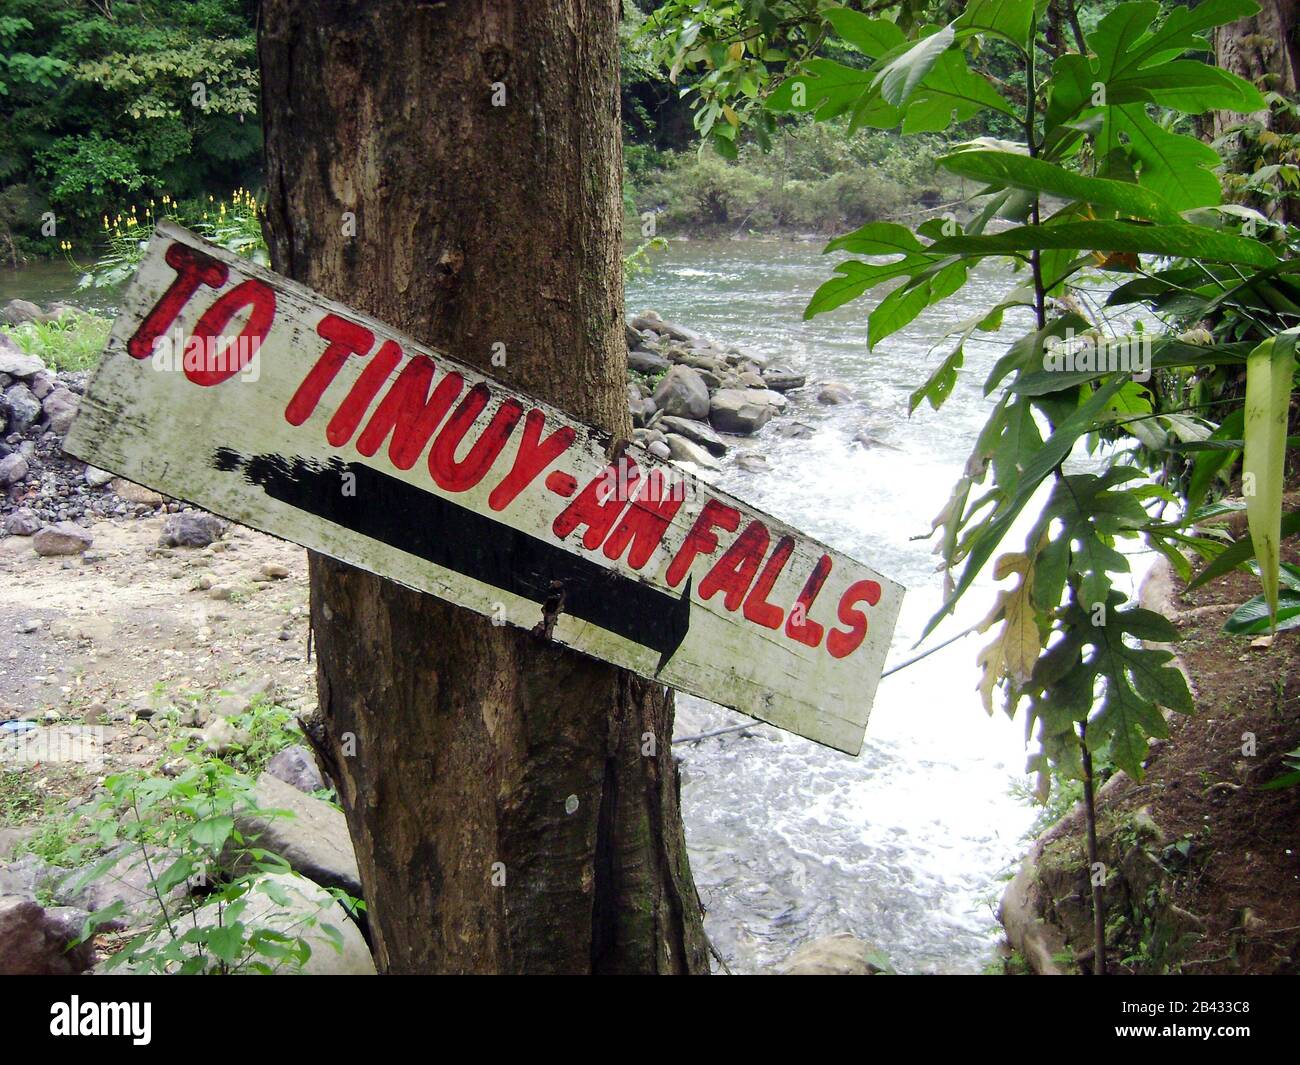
[65,222,904,754]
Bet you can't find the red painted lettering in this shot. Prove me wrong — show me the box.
[553,459,640,550]
[185,279,277,386]
[602,470,684,570]
[826,580,882,659]
[356,356,463,469]
[286,314,375,424]
[487,409,577,512]
[127,242,227,360]
[699,520,770,611]
[327,340,404,446]
[743,535,794,629]
[428,383,525,492]
[666,499,740,588]
[786,554,833,648]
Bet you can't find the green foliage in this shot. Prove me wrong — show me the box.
[1,310,111,372]
[648,1,1293,800]
[629,121,953,232]
[82,186,265,288]
[75,754,358,975]
[224,697,303,778]
[0,0,261,243]
[1223,562,1300,635]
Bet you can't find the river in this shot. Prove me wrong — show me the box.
[627,237,1044,974]
[7,240,1050,974]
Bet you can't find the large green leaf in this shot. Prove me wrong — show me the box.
[1243,329,1299,624]
[1223,588,1300,636]
[875,25,955,107]
[925,376,1129,637]
[928,220,1278,268]
[938,150,1183,224]
[824,10,906,57]
[1189,509,1300,590]
[953,0,1037,50]
[805,255,935,318]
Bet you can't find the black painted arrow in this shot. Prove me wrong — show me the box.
[212,449,692,672]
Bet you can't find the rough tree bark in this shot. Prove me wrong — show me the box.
[1214,1,1299,223]
[257,0,709,974]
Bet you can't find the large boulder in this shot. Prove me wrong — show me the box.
[0,342,45,379]
[777,933,894,975]
[4,507,42,536]
[1,299,42,327]
[708,388,786,435]
[53,843,190,929]
[817,381,854,405]
[231,773,361,897]
[160,511,226,548]
[32,521,93,556]
[657,416,728,457]
[0,853,64,899]
[121,873,374,975]
[3,383,41,434]
[0,896,95,975]
[266,745,326,794]
[761,370,806,392]
[0,452,28,486]
[41,387,79,434]
[628,348,670,375]
[651,365,711,421]
[664,434,721,470]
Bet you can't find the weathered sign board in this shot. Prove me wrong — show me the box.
[65,221,904,754]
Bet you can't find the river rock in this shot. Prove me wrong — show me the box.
[1,299,41,327]
[708,388,786,435]
[628,349,670,374]
[777,421,815,440]
[32,521,93,556]
[0,896,95,975]
[675,353,727,374]
[267,745,326,794]
[817,381,854,405]
[27,369,56,399]
[630,311,702,345]
[160,511,226,548]
[111,478,165,506]
[123,873,373,975]
[647,440,671,460]
[665,434,721,470]
[52,843,189,929]
[651,365,710,420]
[41,387,79,434]
[3,383,41,434]
[0,853,63,899]
[0,343,45,379]
[230,773,361,897]
[762,370,806,392]
[657,416,727,457]
[735,453,768,472]
[777,933,894,975]
[84,466,115,487]
[0,452,28,486]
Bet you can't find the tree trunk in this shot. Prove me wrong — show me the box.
[1214,1,1299,223]
[257,0,709,974]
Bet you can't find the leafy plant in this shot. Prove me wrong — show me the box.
[74,753,359,975]
[651,0,1293,974]
[1,312,112,372]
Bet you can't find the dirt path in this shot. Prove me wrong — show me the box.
[0,516,316,799]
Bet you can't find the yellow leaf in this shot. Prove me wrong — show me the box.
[722,104,740,128]
[727,41,745,62]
